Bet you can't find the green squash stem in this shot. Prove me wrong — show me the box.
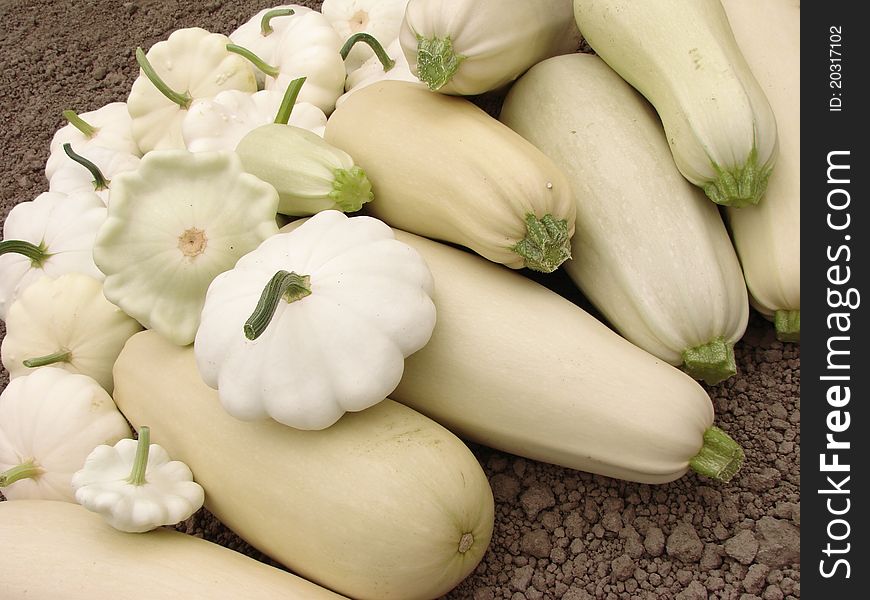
[225,44,280,78]
[774,310,800,343]
[689,426,744,483]
[260,7,295,35]
[62,109,98,138]
[0,460,43,488]
[330,166,374,212]
[415,35,465,91]
[63,143,110,191]
[682,337,736,385]
[23,349,72,368]
[135,47,192,109]
[341,32,395,72]
[703,145,773,207]
[0,239,52,268]
[244,271,312,340]
[512,213,571,273]
[273,76,307,125]
[127,426,151,486]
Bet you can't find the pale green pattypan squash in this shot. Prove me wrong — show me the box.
[0,191,106,320]
[194,210,436,431]
[1,273,143,392]
[45,102,140,178]
[322,0,410,74]
[71,426,205,533]
[0,368,132,502]
[127,27,257,153]
[337,37,418,107]
[92,150,279,347]
[48,143,140,206]
[229,5,345,114]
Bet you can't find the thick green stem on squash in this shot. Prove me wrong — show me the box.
[127,426,151,486]
[512,214,571,273]
[62,109,98,138]
[703,146,773,208]
[774,310,800,343]
[273,77,307,125]
[135,47,192,109]
[260,7,295,35]
[0,460,43,488]
[689,426,744,483]
[23,349,72,368]
[245,271,312,340]
[226,44,280,78]
[63,143,110,191]
[682,337,736,385]
[0,239,52,268]
[330,166,374,212]
[415,35,465,91]
[341,32,395,72]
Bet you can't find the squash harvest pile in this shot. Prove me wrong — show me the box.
[0,0,799,599]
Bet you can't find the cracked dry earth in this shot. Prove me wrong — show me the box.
[0,1,799,598]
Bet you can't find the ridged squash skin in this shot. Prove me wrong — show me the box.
[572,0,778,208]
[500,53,749,384]
[112,330,494,600]
[722,0,800,341]
[324,80,577,273]
[0,500,345,600]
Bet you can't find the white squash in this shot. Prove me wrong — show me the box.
[0,500,346,600]
[113,330,494,600]
[572,0,778,208]
[500,53,749,384]
[322,0,410,74]
[722,0,800,341]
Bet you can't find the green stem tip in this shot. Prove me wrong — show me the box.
[62,109,98,138]
[0,460,43,487]
[682,337,736,385]
[260,7,295,36]
[273,76,307,125]
[703,146,773,208]
[127,426,151,486]
[512,213,572,273]
[774,310,800,343]
[135,47,192,109]
[689,426,744,483]
[415,35,465,91]
[341,32,395,72]
[330,166,374,212]
[226,43,280,78]
[23,349,72,368]
[63,143,110,191]
[0,239,52,268]
[244,271,312,340]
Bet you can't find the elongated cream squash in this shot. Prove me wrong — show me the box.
[500,53,749,385]
[0,500,344,600]
[279,221,743,485]
[722,0,800,341]
[112,331,493,600]
[324,80,577,273]
[572,0,778,208]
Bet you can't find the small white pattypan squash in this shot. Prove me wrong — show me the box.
[0,190,106,320]
[229,5,345,114]
[1,273,143,392]
[337,37,418,107]
[72,426,205,533]
[322,0,410,74]
[47,143,141,206]
[92,149,279,346]
[182,88,327,153]
[194,210,436,430]
[0,368,132,501]
[45,102,140,178]
[127,27,257,153]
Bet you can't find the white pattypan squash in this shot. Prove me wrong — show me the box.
[337,38,418,107]
[229,4,304,87]
[47,144,141,206]
[92,150,279,347]
[194,210,436,430]
[1,273,143,392]
[0,368,132,501]
[127,27,257,153]
[0,191,106,320]
[45,102,140,178]
[182,88,327,153]
[322,0,410,74]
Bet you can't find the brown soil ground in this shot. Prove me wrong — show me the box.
[0,2,799,598]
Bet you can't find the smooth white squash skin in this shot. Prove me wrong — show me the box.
[389,231,715,484]
[0,500,345,600]
[572,0,778,207]
[324,80,577,272]
[400,0,581,95]
[500,54,749,372]
[112,330,494,600]
[722,0,800,331]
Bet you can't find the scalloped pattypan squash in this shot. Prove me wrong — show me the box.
[0,368,132,502]
[337,37,418,107]
[92,150,279,346]
[322,0,410,74]
[48,143,140,206]
[127,27,257,153]
[194,210,436,430]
